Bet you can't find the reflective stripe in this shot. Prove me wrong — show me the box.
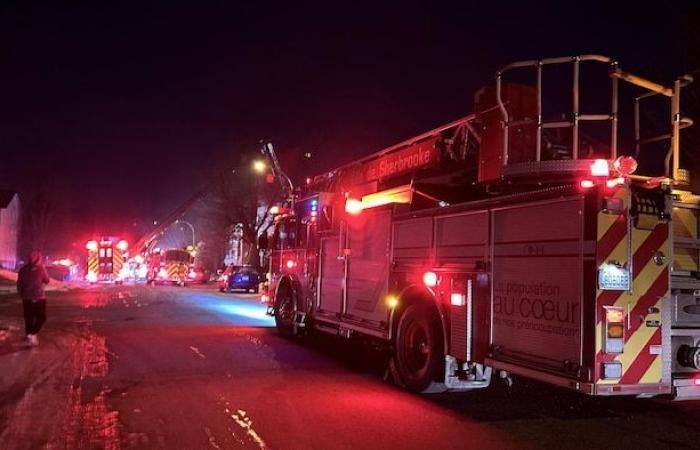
[596,187,670,386]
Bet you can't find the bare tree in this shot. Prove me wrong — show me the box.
[200,156,280,270]
[19,168,70,256]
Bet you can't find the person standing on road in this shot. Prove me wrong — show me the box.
[16,250,50,346]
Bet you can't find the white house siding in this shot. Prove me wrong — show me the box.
[0,194,20,270]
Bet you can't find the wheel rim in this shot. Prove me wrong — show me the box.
[403,319,431,373]
[276,292,294,327]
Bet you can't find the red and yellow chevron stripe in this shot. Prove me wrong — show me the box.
[113,249,125,274]
[595,186,670,386]
[165,262,187,279]
[87,254,99,274]
[672,205,699,272]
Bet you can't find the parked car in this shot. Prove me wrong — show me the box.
[218,265,260,293]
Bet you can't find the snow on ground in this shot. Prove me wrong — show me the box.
[0,268,73,294]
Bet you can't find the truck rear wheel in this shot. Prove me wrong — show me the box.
[274,286,295,336]
[395,302,444,392]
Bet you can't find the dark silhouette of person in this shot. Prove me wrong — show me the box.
[16,250,50,346]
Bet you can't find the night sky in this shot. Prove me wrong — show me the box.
[1,1,697,251]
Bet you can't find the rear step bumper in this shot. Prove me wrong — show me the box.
[673,377,700,400]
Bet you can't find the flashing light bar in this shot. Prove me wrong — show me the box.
[590,159,610,177]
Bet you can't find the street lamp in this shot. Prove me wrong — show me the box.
[252,160,267,174]
[176,220,196,248]
[255,141,295,206]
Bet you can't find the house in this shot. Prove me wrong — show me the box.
[0,190,20,270]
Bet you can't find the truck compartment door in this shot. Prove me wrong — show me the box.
[345,208,392,324]
[491,197,584,376]
[318,236,344,315]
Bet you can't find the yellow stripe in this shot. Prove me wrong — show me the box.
[639,354,662,384]
[673,207,697,238]
[675,249,698,272]
[597,214,619,244]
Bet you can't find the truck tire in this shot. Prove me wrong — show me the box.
[395,302,444,392]
[274,285,295,336]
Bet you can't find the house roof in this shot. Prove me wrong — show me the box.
[0,190,18,209]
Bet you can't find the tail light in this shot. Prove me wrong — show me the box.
[601,362,622,379]
[604,307,625,354]
[580,179,595,189]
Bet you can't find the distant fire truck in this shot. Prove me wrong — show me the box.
[85,237,129,283]
[262,55,700,399]
[147,248,194,286]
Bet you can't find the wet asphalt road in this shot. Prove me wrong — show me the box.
[3,285,700,449]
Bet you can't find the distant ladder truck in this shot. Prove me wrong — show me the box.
[261,55,700,399]
[147,248,194,286]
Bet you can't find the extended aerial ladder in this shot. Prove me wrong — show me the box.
[131,188,209,257]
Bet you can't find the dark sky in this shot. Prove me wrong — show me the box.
[1,1,696,249]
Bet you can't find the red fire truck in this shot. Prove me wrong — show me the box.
[262,55,700,399]
[85,237,129,283]
[147,247,194,286]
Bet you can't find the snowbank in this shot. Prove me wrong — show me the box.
[0,268,71,294]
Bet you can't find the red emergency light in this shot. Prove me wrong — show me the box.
[613,156,638,176]
[116,240,129,251]
[423,271,438,288]
[345,198,363,215]
[86,240,98,252]
[285,259,297,270]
